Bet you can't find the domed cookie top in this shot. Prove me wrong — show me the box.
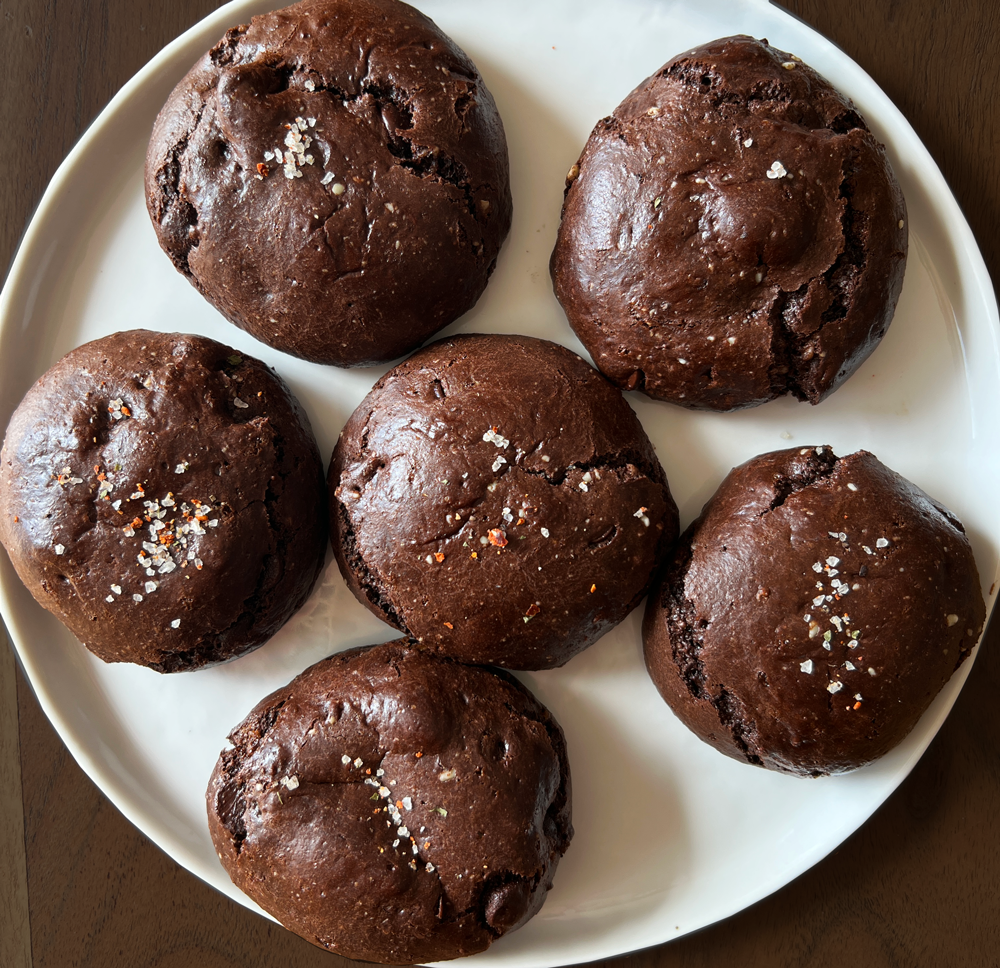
[551,35,907,411]
[0,331,327,672]
[145,0,511,366]
[207,640,572,964]
[643,446,985,775]
[329,334,679,670]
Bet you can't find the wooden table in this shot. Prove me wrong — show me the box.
[2,2,998,966]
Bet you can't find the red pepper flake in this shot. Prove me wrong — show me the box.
[120,406,131,416]
[853,701,862,710]
[470,551,478,559]
[131,517,142,528]
[256,162,270,177]
[415,751,423,758]
[517,518,525,525]
[488,528,507,548]
[93,465,101,475]
[525,604,540,618]
[590,583,597,593]
[443,621,454,629]
[158,532,175,546]
[96,472,106,481]
[396,800,403,809]
[13,516,18,523]
[434,552,445,563]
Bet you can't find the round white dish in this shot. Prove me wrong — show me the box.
[1,1,997,966]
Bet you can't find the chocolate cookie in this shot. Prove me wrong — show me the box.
[643,446,985,776]
[207,640,572,964]
[329,334,679,670]
[0,331,327,672]
[551,35,907,411]
[145,0,511,367]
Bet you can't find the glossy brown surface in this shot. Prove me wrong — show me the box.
[207,641,571,963]
[146,0,512,367]
[2,2,999,967]
[643,447,985,775]
[551,36,906,411]
[329,334,677,670]
[0,331,327,671]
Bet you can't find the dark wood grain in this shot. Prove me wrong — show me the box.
[1,1,998,966]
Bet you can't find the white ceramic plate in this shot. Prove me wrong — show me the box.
[2,1,998,965]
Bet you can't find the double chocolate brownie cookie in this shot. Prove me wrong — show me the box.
[0,331,327,672]
[146,0,511,366]
[207,640,572,964]
[551,35,907,411]
[329,334,679,670]
[643,446,985,775]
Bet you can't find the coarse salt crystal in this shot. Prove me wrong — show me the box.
[482,427,510,448]
[766,160,787,179]
[54,544,65,555]
[540,527,550,538]
[234,397,249,409]
[170,619,181,629]
[876,537,889,548]
[827,680,843,694]
[800,659,813,674]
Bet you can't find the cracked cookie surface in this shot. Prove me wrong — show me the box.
[329,334,679,669]
[550,35,907,411]
[0,331,327,671]
[206,640,572,964]
[642,446,985,775]
[145,0,512,367]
